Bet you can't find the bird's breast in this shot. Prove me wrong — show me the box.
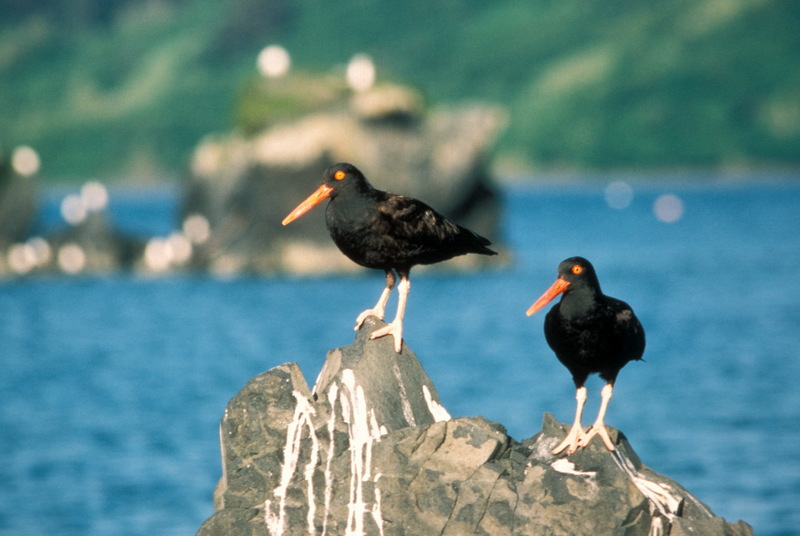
[325,205,392,268]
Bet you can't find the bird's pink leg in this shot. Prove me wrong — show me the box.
[552,386,588,455]
[355,270,395,330]
[578,382,616,451]
[369,275,409,353]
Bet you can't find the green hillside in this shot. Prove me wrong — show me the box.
[1,0,798,180]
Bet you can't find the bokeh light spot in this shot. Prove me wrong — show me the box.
[167,233,193,265]
[604,180,634,209]
[257,45,291,78]
[58,243,86,274]
[11,146,40,177]
[81,181,109,212]
[61,194,87,225]
[653,194,684,223]
[144,238,171,272]
[183,214,211,244]
[28,237,52,265]
[347,54,376,92]
[7,244,35,274]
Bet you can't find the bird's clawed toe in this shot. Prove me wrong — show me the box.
[369,320,403,353]
[578,423,616,451]
[552,423,616,455]
[551,423,586,455]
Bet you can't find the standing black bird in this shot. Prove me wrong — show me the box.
[282,162,497,352]
[526,257,645,454]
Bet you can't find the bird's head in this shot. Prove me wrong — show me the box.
[282,163,367,225]
[526,256,600,316]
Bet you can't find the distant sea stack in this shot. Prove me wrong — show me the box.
[197,318,753,536]
[183,81,507,276]
[0,145,37,275]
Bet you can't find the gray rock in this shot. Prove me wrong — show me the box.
[0,145,37,276]
[198,318,753,536]
[46,211,144,274]
[0,150,36,248]
[0,169,147,276]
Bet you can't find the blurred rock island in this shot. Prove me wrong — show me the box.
[0,74,507,277]
[184,75,505,275]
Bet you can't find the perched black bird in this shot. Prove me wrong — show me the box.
[526,257,645,454]
[282,162,497,352]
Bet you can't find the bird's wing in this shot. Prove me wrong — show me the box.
[610,299,646,359]
[377,195,462,245]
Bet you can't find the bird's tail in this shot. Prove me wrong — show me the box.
[462,227,497,256]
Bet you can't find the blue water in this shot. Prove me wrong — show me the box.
[2,177,799,535]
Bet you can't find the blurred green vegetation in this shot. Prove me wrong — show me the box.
[235,73,352,135]
[1,0,798,180]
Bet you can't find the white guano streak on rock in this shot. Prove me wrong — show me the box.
[422,384,451,422]
[321,383,339,536]
[264,390,319,536]
[609,448,685,527]
[218,423,228,483]
[636,477,682,516]
[551,458,596,477]
[371,473,385,536]
[391,362,416,426]
[340,369,385,536]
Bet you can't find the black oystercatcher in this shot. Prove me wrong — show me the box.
[526,257,645,454]
[282,162,497,352]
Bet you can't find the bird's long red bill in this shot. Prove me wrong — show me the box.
[526,277,571,316]
[282,184,334,225]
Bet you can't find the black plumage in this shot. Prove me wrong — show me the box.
[527,256,645,454]
[283,162,497,352]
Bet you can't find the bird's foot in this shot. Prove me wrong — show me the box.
[354,308,385,331]
[369,320,403,353]
[577,423,616,451]
[551,423,587,455]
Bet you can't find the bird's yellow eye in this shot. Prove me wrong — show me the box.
[571,265,583,275]
[334,170,346,180]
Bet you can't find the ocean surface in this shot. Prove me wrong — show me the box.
[2,175,799,535]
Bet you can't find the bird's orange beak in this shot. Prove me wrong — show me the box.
[526,277,570,316]
[282,184,334,225]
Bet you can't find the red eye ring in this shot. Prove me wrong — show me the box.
[571,265,583,275]
[334,170,346,180]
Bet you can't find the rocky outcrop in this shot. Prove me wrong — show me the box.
[197,318,753,536]
[1,82,506,278]
[43,210,145,274]
[0,150,36,246]
[183,83,507,275]
[0,145,38,275]
[1,180,147,276]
